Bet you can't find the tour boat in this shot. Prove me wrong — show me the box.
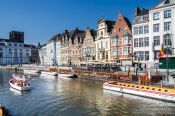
[41,68,58,76]
[103,81,175,102]
[58,72,76,79]
[24,69,41,74]
[9,74,31,91]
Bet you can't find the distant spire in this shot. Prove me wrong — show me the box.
[100,16,104,20]
[98,16,105,23]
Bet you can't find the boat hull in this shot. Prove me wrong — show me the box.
[41,71,58,76]
[58,73,76,79]
[9,81,31,91]
[103,82,175,102]
[24,69,41,74]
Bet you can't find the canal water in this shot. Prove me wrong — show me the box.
[0,70,175,116]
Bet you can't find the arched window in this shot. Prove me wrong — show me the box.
[101,31,103,37]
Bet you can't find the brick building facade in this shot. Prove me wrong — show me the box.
[111,12,132,65]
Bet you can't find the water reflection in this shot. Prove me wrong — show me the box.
[103,90,175,115]
[0,70,175,116]
[9,87,23,96]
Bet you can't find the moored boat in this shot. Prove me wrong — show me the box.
[41,68,58,76]
[58,72,76,79]
[24,69,41,74]
[103,81,175,102]
[9,74,31,91]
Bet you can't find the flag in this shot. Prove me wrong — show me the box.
[158,44,164,59]
[128,67,130,78]
[145,68,149,82]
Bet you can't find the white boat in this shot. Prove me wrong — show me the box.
[9,74,31,91]
[41,68,58,76]
[41,71,58,76]
[24,69,41,74]
[103,81,175,102]
[58,73,75,79]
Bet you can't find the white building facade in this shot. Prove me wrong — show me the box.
[95,17,115,63]
[0,41,31,65]
[39,34,61,66]
[55,35,61,65]
[0,31,31,65]
[132,8,150,65]
[133,0,175,65]
[149,0,175,62]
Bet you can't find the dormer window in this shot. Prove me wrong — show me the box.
[164,0,170,4]
[119,28,122,32]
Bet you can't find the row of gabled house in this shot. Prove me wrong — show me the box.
[39,12,132,66]
[39,0,175,67]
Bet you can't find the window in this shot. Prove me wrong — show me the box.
[154,51,159,60]
[112,48,117,55]
[134,38,138,47]
[98,53,100,59]
[106,52,108,59]
[154,36,160,46]
[164,10,171,18]
[112,38,117,46]
[123,47,128,55]
[0,48,2,51]
[139,51,144,61]
[153,24,160,32]
[105,41,108,49]
[144,25,149,34]
[118,48,122,55]
[123,36,128,44]
[101,31,103,36]
[134,52,138,60]
[145,51,149,61]
[8,44,11,46]
[20,53,23,57]
[164,22,171,31]
[164,0,170,4]
[139,38,144,47]
[128,47,131,55]
[119,28,122,32]
[144,37,149,46]
[26,53,29,57]
[134,27,138,35]
[153,12,160,20]
[0,52,3,57]
[139,26,143,34]
[164,34,171,46]
[14,44,17,46]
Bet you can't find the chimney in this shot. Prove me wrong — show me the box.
[135,7,140,16]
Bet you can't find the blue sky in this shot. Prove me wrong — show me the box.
[0,0,160,45]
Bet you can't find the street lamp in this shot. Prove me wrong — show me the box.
[164,33,172,82]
